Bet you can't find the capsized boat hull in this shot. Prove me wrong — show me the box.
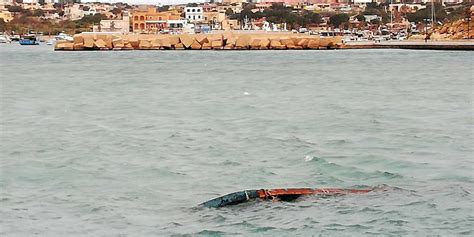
[201,188,373,208]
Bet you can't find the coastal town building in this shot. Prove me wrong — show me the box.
[132,7,180,33]
[222,0,247,3]
[216,4,243,14]
[167,19,186,31]
[184,6,204,22]
[389,3,426,13]
[20,2,42,11]
[203,10,226,29]
[0,0,14,5]
[63,4,86,21]
[363,14,382,22]
[203,11,226,24]
[202,3,217,12]
[94,11,130,33]
[221,19,240,30]
[353,0,373,4]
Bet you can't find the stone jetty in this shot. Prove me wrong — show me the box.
[55,32,343,51]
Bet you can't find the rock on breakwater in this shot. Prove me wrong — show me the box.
[55,32,343,51]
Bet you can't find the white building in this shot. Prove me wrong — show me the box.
[363,14,382,22]
[184,6,203,23]
[63,4,85,21]
[389,3,426,12]
[353,0,374,4]
[168,19,186,29]
[94,11,130,33]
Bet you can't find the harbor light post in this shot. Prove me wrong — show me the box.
[424,18,429,43]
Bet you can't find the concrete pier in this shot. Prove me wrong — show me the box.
[343,41,474,51]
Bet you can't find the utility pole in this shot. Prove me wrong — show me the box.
[466,8,471,40]
[431,0,435,29]
[390,0,393,33]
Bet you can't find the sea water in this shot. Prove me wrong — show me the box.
[1,44,473,236]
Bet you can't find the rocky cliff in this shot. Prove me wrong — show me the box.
[409,19,473,41]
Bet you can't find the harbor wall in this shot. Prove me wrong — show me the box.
[342,41,474,50]
[55,32,344,51]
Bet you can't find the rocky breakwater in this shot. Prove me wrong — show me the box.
[409,19,473,41]
[55,32,343,51]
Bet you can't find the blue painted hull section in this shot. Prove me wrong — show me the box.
[19,39,39,45]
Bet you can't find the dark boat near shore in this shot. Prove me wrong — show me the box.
[19,35,40,45]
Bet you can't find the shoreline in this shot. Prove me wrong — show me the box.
[342,40,474,50]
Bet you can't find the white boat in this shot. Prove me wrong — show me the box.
[0,34,10,43]
[55,33,73,41]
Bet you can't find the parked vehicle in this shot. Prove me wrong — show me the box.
[298,28,308,33]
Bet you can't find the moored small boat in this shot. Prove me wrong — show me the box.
[0,35,9,43]
[55,33,73,41]
[19,34,40,45]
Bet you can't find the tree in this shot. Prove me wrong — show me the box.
[366,2,379,9]
[0,18,6,32]
[7,6,22,13]
[356,14,365,22]
[225,8,234,16]
[406,3,447,23]
[262,4,292,23]
[329,13,349,27]
[270,3,286,11]
[229,4,320,28]
[33,9,44,17]
[74,13,108,29]
[230,8,257,21]
[20,8,33,16]
[363,8,381,16]
[186,3,198,7]
[370,18,381,25]
[157,5,170,12]
[110,7,122,16]
[305,12,322,24]
[243,3,256,10]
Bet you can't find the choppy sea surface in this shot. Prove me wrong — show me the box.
[0,44,473,236]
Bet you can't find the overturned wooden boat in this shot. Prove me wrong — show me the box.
[201,188,373,208]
